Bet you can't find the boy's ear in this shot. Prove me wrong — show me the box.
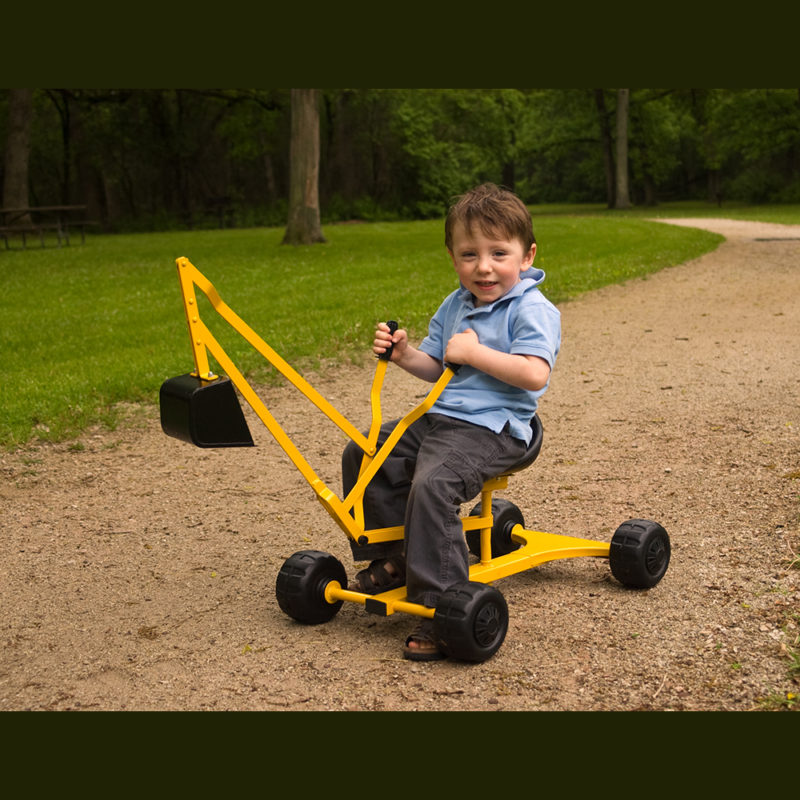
[525,243,537,267]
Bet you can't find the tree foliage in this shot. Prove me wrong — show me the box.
[2,88,798,233]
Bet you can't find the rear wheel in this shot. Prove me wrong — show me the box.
[609,519,670,589]
[434,581,509,662]
[466,499,524,558]
[275,550,347,624]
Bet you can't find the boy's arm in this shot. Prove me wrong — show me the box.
[444,328,551,391]
[374,323,445,382]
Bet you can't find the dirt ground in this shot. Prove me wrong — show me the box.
[2,218,799,712]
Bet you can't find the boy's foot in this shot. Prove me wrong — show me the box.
[403,620,446,662]
[351,555,406,594]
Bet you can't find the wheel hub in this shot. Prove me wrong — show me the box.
[474,603,502,646]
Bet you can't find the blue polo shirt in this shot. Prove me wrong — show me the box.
[418,267,561,444]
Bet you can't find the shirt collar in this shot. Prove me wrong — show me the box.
[458,267,544,311]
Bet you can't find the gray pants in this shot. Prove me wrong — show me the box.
[342,413,528,608]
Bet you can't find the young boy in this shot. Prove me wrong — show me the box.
[341,183,561,660]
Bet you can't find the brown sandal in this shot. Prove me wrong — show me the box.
[352,555,406,594]
[403,620,446,662]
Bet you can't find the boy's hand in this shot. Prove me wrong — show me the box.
[373,322,408,361]
[445,328,551,390]
[444,328,480,365]
[375,323,446,382]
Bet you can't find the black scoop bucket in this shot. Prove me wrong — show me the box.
[160,373,254,448]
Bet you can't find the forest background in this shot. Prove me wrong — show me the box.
[3,88,800,234]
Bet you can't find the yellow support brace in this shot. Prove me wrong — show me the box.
[469,527,611,584]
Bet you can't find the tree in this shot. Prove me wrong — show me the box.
[594,89,616,207]
[614,88,631,209]
[282,89,326,245]
[703,89,800,203]
[513,89,607,205]
[626,89,683,206]
[5,88,799,232]
[2,88,34,224]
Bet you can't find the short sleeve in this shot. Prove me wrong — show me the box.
[509,297,561,368]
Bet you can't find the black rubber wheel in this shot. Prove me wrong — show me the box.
[609,519,670,589]
[275,549,347,624]
[433,581,509,662]
[466,499,524,558]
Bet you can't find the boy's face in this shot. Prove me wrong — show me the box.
[447,222,536,307]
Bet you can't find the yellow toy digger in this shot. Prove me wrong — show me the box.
[160,257,670,663]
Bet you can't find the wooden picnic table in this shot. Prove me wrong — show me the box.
[0,205,98,249]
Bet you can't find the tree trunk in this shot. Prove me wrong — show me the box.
[68,95,105,226]
[614,88,631,209]
[501,160,516,192]
[282,89,326,245]
[594,89,616,208]
[707,168,722,206]
[642,173,658,206]
[3,88,34,225]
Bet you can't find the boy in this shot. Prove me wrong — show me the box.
[342,183,561,660]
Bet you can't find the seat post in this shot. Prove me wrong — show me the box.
[478,474,508,564]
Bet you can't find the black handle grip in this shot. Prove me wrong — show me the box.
[379,320,398,361]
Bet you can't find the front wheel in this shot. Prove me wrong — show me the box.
[609,519,670,589]
[275,549,347,624]
[434,581,509,662]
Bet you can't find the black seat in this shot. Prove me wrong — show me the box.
[497,414,543,476]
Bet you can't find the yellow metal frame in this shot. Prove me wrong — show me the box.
[172,257,610,620]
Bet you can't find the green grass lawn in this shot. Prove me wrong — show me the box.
[2,201,797,449]
[532,199,800,226]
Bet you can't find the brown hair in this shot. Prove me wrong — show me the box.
[444,183,536,251]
